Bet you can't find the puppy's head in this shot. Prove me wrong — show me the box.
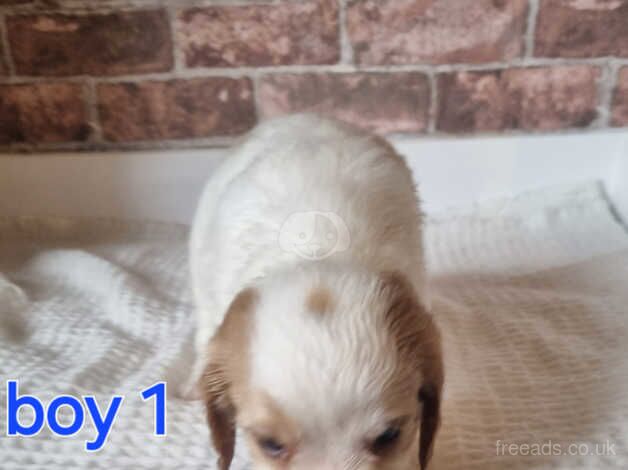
[203,266,443,470]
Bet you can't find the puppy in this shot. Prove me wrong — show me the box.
[189,114,443,470]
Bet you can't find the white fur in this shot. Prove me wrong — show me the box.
[246,263,420,469]
[189,114,427,468]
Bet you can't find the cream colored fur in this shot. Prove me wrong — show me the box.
[189,114,437,469]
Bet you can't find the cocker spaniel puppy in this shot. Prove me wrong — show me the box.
[189,114,443,470]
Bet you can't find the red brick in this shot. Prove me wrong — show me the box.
[437,66,599,133]
[612,68,628,126]
[347,0,528,65]
[535,0,628,58]
[258,72,430,134]
[177,0,339,67]
[8,10,173,76]
[97,78,256,142]
[0,82,89,144]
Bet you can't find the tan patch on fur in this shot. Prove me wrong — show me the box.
[242,391,300,441]
[305,285,334,315]
[379,272,443,378]
[203,288,303,469]
[240,390,301,468]
[203,288,258,470]
[206,287,258,389]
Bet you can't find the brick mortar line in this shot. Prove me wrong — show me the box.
[338,0,354,65]
[1,57,628,85]
[85,78,104,143]
[426,72,438,134]
[166,4,185,73]
[598,63,621,127]
[592,64,610,128]
[251,72,265,123]
[524,0,540,58]
[0,13,16,76]
[88,57,628,78]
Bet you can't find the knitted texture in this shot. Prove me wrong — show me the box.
[1,182,627,469]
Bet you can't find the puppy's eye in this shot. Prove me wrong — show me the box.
[257,437,285,459]
[369,426,401,455]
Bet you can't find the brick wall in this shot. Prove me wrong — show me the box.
[1,0,628,152]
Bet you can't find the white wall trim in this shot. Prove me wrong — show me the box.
[606,137,628,228]
[1,130,627,225]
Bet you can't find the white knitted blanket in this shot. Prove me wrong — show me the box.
[1,182,627,470]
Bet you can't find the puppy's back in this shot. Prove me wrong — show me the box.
[190,114,425,339]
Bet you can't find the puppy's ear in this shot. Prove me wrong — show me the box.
[414,304,443,470]
[202,288,257,470]
[379,272,444,470]
[204,362,236,470]
[418,370,442,470]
